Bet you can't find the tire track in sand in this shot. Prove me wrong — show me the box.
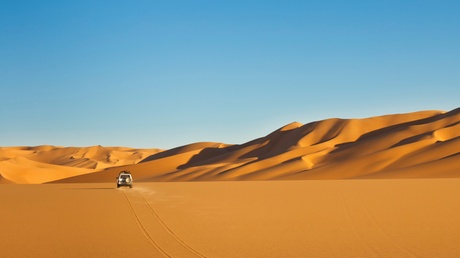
[341,187,419,257]
[135,189,206,258]
[340,191,379,257]
[353,192,419,257]
[121,190,170,257]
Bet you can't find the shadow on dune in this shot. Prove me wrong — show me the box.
[176,122,317,170]
[140,142,224,163]
[440,151,460,160]
[177,147,233,169]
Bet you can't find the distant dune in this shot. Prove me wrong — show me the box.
[2,108,460,184]
[0,146,161,183]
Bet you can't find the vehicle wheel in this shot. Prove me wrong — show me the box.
[117,185,120,188]
[129,185,133,188]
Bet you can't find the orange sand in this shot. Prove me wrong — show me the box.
[1,180,460,257]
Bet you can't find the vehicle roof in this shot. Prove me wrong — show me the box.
[118,172,132,177]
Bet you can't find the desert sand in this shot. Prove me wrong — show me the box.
[1,180,460,257]
[1,108,460,257]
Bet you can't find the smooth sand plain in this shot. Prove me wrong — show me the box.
[1,179,460,257]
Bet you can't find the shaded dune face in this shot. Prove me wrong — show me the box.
[2,108,460,184]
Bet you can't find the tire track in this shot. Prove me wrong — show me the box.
[340,191,379,257]
[135,189,206,258]
[121,190,170,258]
[354,193,419,258]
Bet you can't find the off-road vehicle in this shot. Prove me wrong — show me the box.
[116,171,133,188]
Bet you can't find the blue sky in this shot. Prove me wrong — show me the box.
[1,1,459,149]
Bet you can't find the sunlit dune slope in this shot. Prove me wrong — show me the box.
[0,146,161,183]
[53,108,460,183]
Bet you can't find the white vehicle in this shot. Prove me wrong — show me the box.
[117,171,133,188]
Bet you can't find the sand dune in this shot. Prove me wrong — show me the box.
[2,108,460,183]
[49,108,460,183]
[0,146,161,183]
[0,157,94,184]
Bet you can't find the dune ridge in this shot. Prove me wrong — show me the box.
[2,108,460,183]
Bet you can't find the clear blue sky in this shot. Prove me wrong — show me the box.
[1,1,459,149]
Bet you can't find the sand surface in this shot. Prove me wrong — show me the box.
[1,179,460,257]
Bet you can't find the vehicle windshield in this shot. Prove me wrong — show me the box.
[120,174,131,179]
